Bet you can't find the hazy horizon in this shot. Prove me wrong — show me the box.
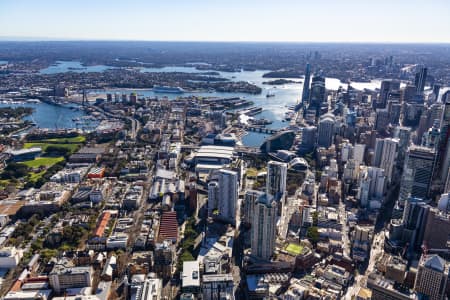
[1,0,450,43]
[1,38,450,45]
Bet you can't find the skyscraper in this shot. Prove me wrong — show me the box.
[207,169,238,224]
[309,75,326,114]
[354,144,366,165]
[438,92,450,187]
[218,169,238,224]
[416,113,429,144]
[378,80,400,109]
[266,161,287,201]
[298,126,316,154]
[402,197,429,252]
[433,84,441,99]
[357,167,386,208]
[382,138,398,170]
[301,63,311,104]
[372,141,384,168]
[317,113,335,148]
[394,126,411,167]
[251,193,277,261]
[399,146,436,205]
[207,181,220,217]
[374,108,390,134]
[402,85,418,103]
[428,102,444,129]
[243,190,264,226]
[373,138,399,182]
[387,97,401,125]
[414,254,448,300]
[423,206,450,250]
[422,120,440,150]
[414,66,428,94]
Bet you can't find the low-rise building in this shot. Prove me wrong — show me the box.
[0,247,22,268]
[7,147,42,162]
[129,274,162,300]
[106,235,128,250]
[322,264,351,287]
[367,272,416,300]
[3,289,52,300]
[182,261,200,294]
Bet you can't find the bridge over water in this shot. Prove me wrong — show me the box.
[243,125,280,134]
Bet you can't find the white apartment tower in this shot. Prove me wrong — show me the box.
[251,193,277,261]
[207,169,239,224]
[373,138,399,182]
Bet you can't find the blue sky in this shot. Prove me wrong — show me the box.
[1,0,449,42]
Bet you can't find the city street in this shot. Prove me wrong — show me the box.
[345,230,385,299]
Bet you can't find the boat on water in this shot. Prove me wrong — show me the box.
[284,111,295,121]
[68,67,87,71]
[266,88,275,98]
[242,107,263,116]
[249,118,273,126]
[153,85,184,94]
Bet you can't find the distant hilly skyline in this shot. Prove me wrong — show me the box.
[0,38,449,45]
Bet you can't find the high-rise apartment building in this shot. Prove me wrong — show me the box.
[266,161,287,201]
[207,181,220,217]
[207,169,238,224]
[373,138,399,182]
[357,167,386,208]
[251,193,277,260]
[243,190,264,226]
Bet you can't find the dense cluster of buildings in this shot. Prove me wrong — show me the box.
[1,42,450,300]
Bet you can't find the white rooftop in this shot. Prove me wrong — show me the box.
[182,261,200,288]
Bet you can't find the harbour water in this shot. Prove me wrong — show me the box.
[39,61,113,74]
[0,102,92,130]
[86,65,382,146]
